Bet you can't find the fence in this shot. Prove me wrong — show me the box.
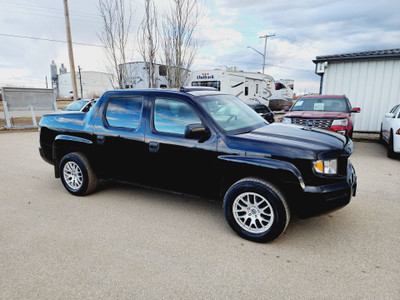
[1,87,57,128]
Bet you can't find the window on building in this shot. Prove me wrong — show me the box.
[245,87,249,96]
[105,97,142,129]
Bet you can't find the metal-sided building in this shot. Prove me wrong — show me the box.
[313,49,400,132]
[58,71,113,99]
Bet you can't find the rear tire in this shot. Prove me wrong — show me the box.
[223,177,290,243]
[59,152,98,196]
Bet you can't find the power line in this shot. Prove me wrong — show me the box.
[0,33,105,48]
[0,33,313,73]
[0,0,102,18]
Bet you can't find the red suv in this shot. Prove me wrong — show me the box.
[282,95,360,137]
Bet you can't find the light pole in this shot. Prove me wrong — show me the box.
[247,34,275,74]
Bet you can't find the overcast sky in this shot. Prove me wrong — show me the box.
[0,0,399,94]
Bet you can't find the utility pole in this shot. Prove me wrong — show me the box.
[63,0,78,100]
[78,65,83,99]
[259,34,275,74]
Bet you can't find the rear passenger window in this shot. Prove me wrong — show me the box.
[106,97,142,129]
[154,98,201,135]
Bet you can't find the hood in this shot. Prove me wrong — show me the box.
[223,123,348,160]
[285,111,350,118]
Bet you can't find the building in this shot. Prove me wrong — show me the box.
[58,71,113,99]
[313,49,400,132]
[50,61,113,99]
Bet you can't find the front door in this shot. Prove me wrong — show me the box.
[145,97,219,197]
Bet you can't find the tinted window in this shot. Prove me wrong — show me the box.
[192,81,221,91]
[106,97,142,129]
[255,105,271,114]
[154,99,201,135]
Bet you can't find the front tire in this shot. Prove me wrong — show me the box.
[223,177,290,243]
[59,152,98,196]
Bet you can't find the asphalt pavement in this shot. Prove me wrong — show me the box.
[0,132,399,299]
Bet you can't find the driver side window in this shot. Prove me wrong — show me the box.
[154,98,201,135]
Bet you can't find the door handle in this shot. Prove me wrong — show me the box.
[149,141,159,153]
[97,135,105,145]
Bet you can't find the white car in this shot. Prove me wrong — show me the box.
[380,104,400,158]
[62,99,97,113]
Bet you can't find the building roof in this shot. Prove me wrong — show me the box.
[313,48,400,63]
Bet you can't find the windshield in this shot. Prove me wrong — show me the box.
[63,100,88,111]
[196,94,266,133]
[291,97,350,112]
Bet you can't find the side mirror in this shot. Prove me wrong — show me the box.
[385,112,394,118]
[351,107,361,113]
[185,123,210,142]
[283,106,290,112]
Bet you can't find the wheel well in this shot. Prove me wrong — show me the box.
[53,141,93,178]
[218,163,301,202]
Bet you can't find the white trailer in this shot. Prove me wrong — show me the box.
[119,62,168,89]
[269,79,294,110]
[184,69,275,106]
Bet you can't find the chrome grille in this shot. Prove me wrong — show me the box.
[291,118,333,129]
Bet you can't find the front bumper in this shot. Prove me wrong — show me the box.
[296,162,357,218]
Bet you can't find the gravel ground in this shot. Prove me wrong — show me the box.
[0,132,399,299]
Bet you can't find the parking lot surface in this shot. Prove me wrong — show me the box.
[0,132,399,299]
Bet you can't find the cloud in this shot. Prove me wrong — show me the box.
[0,0,399,95]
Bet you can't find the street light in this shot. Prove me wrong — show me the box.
[247,46,265,73]
[247,33,275,74]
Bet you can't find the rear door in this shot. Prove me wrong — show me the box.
[92,94,147,181]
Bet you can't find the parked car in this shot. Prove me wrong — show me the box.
[62,99,97,113]
[281,95,360,137]
[39,88,357,243]
[380,104,400,158]
[248,104,274,123]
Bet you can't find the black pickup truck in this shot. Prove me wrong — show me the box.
[39,87,357,242]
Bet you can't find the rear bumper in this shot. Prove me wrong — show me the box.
[296,162,357,218]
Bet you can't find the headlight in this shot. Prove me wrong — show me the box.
[313,159,338,174]
[332,119,348,126]
[282,117,291,124]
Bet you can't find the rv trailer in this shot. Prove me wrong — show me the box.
[185,69,275,106]
[121,61,189,89]
[269,79,294,110]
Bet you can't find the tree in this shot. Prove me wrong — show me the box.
[98,0,133,89]
[161,0,202,88]
[137,0,159,88]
